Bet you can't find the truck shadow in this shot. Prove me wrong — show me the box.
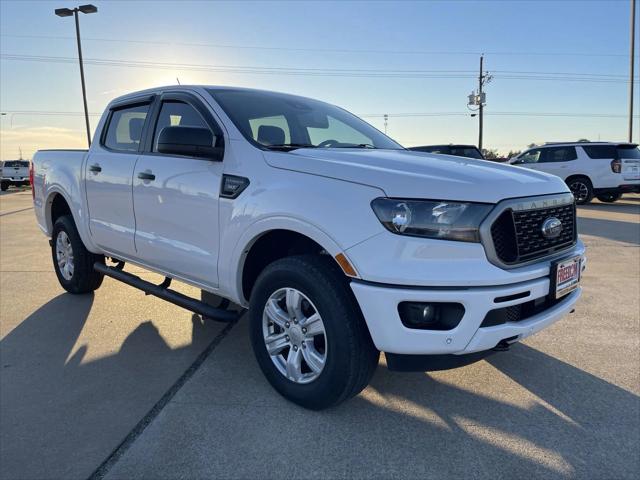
[362,343,639,478]
[2,295,637,479]
[0,292,217,480]
[576,216,640,245]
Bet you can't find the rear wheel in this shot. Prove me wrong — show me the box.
[596,192,622,203]
[51,215,105,294]
[567,177,594,205]
[0,181,8,191]
[249,255,379,410]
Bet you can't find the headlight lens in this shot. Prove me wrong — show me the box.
[371,198,492,242]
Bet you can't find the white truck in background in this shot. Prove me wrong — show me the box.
[1,160,31,191]
[31,86,585,409]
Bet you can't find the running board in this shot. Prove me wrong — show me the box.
[94,262,239,323]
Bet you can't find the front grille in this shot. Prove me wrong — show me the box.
[490,203,576,265]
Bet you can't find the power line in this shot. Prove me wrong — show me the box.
[2,109,637,119]
[0,33,630,58]
[1,53,637,83]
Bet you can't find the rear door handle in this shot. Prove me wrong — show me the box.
[137,171,156,181]
[89,164,102,173]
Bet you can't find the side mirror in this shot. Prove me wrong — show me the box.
[157,126,223,161]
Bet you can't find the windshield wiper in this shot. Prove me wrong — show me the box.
[334,143,377,149]
[264,143,317,151]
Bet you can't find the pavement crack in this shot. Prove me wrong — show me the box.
[87,318,238,480]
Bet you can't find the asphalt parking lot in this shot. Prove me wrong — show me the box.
[1,188,638,480]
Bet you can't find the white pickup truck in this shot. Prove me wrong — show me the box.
[32,86,585,409]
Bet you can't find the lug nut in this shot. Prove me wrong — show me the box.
[294,319,298,324]
[293,345,298,351]
[302,343,306,349]
[285,322,290,328]
[302,327,307,334]
[285,335,290,341]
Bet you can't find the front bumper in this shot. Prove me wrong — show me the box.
[350,255,584,356]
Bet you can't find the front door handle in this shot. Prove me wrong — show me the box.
[137,171,156,181]
[89,164,102,173]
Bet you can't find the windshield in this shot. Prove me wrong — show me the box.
[2,161,29,168]
[449,147,484,159]
[208,89,402,150]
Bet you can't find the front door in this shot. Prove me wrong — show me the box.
[85,101,152,257]
[132,94,223,287]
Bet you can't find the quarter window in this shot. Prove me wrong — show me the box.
[103,104,150,152]
[582,145,617,159]
[153,101,210,152]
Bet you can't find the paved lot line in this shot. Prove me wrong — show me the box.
[88,319,238,480]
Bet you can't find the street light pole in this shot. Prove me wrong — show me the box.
[478,55,484,151]
[55,4,97,148]
[629,0,636,142]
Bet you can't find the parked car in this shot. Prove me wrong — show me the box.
[408,144,484,160]
[0,160,30,191]
[31,86,585,409]
[510,142,640,204]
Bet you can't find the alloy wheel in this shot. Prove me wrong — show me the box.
[262,287,327,384]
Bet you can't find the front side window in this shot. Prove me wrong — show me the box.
[542,147,577,163]
[518,149,542,164]
[103,104,150,152]
[152,101,210,152]
[208,89,402,150]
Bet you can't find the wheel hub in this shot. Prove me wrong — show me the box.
[262,287,327,384]
[55,231,74,281]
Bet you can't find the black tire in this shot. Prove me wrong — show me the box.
[596,192,622,203]
[249,255,379,410]
[51,215,105,294]
[566,176,594,205]
[0,182,8,192]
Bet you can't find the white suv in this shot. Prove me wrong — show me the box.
[510,142,640,204]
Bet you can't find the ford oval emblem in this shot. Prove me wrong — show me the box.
[541,217,563,239]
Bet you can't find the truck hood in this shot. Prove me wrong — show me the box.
[264,148,568,203]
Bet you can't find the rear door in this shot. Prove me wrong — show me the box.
[85,97,153,257]
[132,92,224,287]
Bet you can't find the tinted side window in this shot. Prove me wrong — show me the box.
[617,146,640,159]
[152,101,210,152]
[450,147,483,159]
[103,104,150,152]
[583,145,617,159]
[542,147,577,163]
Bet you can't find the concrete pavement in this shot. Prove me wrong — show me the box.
[1,188,638,479]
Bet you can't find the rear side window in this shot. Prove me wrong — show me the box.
[542,147,577,163]
[103,104,150,152]
[582,145,617,159]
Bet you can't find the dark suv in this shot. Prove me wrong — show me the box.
[408,144,484,160]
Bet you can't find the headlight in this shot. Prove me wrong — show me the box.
[371,198,492,242]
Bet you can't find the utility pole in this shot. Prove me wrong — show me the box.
[629,0,636,142]
[478,55,484,151]
[384,114,388,134]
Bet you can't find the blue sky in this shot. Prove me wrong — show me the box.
[1,0,638,159]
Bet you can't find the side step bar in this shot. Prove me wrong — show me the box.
[94,262,240,323]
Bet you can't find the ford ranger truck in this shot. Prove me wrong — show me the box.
[31,86,585,410]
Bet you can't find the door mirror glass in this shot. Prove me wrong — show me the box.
[157,126,222,160]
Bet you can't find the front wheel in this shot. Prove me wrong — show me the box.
[51,215,105,294]
[596,192,622,203]
[567,177,594,205]
[249,255,379,410]
[0,181,8,192]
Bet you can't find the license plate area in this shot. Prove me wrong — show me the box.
[551,255,581,299]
